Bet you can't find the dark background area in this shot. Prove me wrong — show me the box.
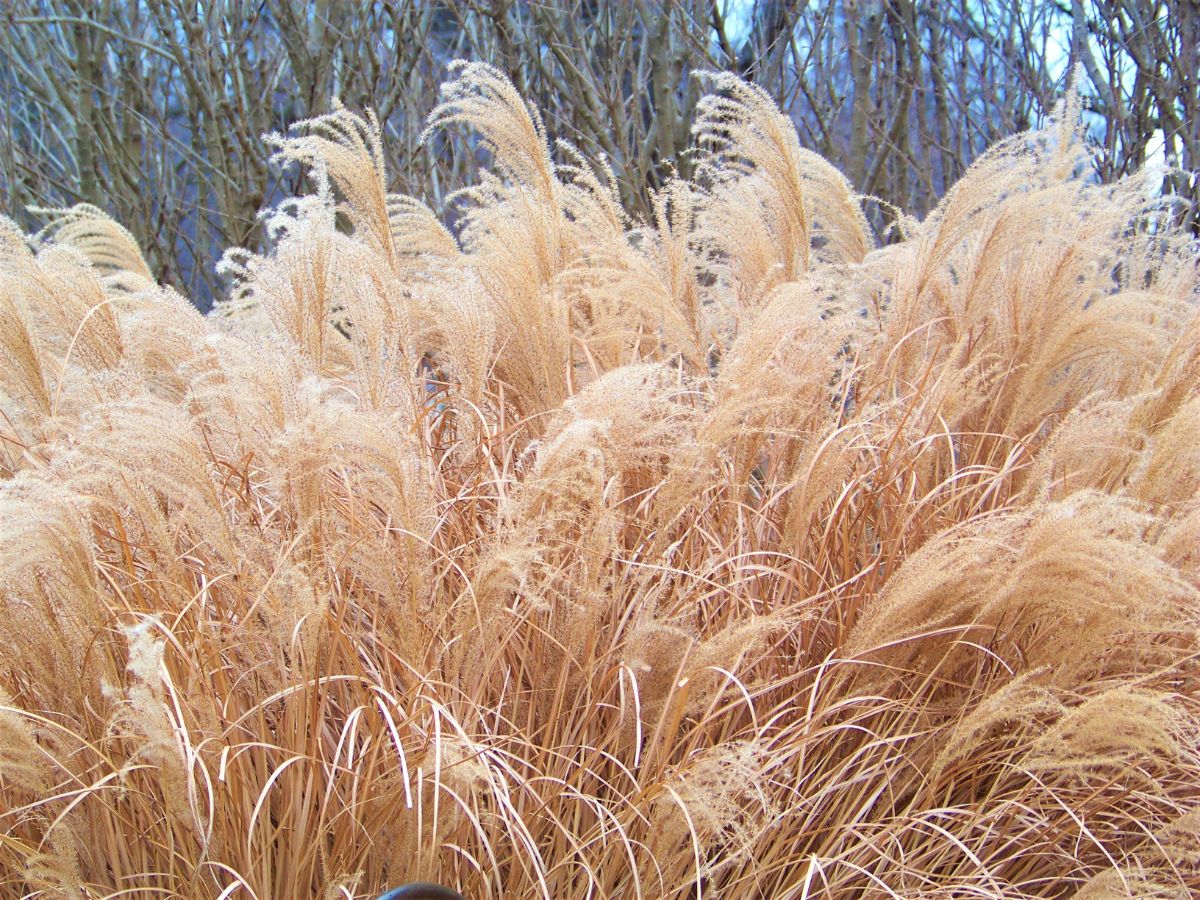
[2,0,1196,310]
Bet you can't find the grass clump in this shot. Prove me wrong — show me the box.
[1,62,1198,898]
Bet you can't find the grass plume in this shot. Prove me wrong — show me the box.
[1,64,1198,898]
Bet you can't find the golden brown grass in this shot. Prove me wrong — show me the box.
[1,62,1198,898]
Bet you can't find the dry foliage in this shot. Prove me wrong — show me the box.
[1,63,1198,899]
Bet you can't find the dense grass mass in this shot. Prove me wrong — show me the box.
[1,63,1199,898]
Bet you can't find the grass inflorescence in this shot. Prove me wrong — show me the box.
[1,63,1198,898]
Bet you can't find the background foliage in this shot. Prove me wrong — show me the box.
[2,0,1197,309]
